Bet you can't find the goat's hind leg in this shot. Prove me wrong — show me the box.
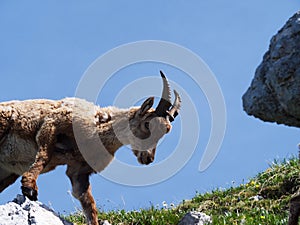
[21,119,56,200]
[66,166,98,225]
[0,108,19,193]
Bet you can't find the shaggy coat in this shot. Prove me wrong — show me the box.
[0,72,181,225]
[0,98,159,223]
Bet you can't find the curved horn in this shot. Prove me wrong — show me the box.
[155,71,172,117]
[167,90,181,122]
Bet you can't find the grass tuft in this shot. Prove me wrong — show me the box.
[66,157,300,225]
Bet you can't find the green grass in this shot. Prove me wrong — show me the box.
[66,157,300,225]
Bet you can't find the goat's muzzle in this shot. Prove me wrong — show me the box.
[133,148,156,165]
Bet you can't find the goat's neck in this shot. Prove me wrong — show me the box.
[96,107,137,155]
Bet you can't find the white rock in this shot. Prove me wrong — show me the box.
[100,220,111,225]
[0,195,73,225]
[249,195,263,201]
[178,211,212,225]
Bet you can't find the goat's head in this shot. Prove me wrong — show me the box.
[130,71,181,165]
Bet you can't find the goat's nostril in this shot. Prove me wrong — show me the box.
[147,155,154,164]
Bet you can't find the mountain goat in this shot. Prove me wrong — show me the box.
[0,71,181,225]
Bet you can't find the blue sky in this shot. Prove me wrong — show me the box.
[1,1,300,214]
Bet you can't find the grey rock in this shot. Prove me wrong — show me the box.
[243,12,300,224]
[243,11,300,127]
[0,195,73,225]
[178,211,212,225]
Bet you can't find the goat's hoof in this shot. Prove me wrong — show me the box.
[21,186,38,201]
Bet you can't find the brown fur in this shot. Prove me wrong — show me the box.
[0,97,172,225]
[288,192,300,225]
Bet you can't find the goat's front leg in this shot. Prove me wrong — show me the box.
[21,119,56,200]
[288,193,300,225]
[67,166,98,225]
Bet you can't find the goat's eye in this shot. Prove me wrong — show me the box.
[144,121,150,130]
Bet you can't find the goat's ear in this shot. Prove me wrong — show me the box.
[139,97,154,116]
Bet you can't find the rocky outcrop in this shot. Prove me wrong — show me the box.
[243,11,300,225]
[0,195,73,225]
[178,211,212,225]
[242,12,300,127]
